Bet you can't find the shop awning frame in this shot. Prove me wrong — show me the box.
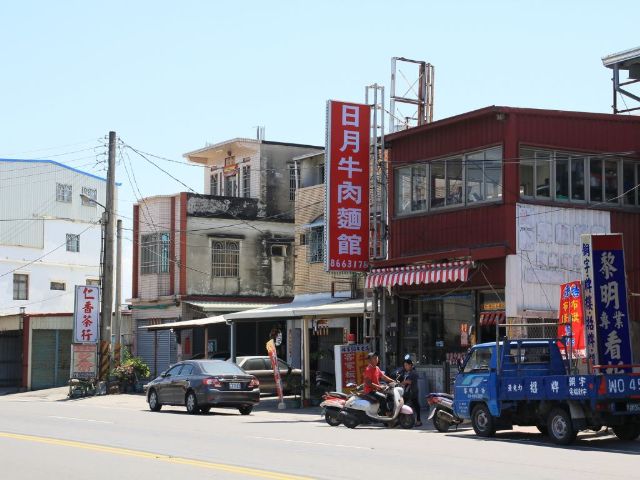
[365,260,474,289]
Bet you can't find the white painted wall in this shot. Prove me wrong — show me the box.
[0,160,114,316]
[505,203,610,318]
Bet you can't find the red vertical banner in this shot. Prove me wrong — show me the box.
[266,339,284,404]
[558,281,585,356]
[325,100,371,271]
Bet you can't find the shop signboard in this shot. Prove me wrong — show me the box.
[557,281,585,357]
[73,285,100,344]
[580,234,632,372]
[70,344,97,379]
[325,100,370,272]
[333,344,369,392]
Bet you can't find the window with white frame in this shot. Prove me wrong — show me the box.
[50,281,66,291]
[289,164,298,201]
[56,183,72,203]
[211,240,240,277]
[210,173,219,195]
[66,234,80,252]
[86,278,101,286]
[81,187,97,206]
[13,274,28,300]
[141,232,170,274]
[307,226,324,263]
[519,148,639,206]
[242,165,251,197]
[395,147,503,215]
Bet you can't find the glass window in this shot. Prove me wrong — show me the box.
[50,281,66,291]
[430,161,445,208]
[210,174,218,195]
[202,360,247,375]
[446,158,463,206]
[485,160,502,200]
[589,157,603,202]
[395,166,412,215]
[463,348,492,373]
[519,160,535,197]
[86,279,101,286]
[56,183,72,203]
[604,159,619,203]
[466,152,484,203]
[571,156,585,201]
[289,164,298,201]
[81,187,97,206]
[535,151,551,198]
[211,240,240,277]
[225,174,238,197]
[13,274,28,300]
[411,165,428,211]
[307,226,324,263]
[277,359,289,370]
[165,364,183,376]
[555,154,569,200]
[66,234,80,252]
[179,364,194,376]
[242,165,251,198]
[141,233,170,274]
[241,359,266,371]
[622,161,636,205]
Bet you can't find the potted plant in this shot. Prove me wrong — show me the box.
[112,349,150,393]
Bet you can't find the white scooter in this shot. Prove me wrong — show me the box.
[339,382,415,429]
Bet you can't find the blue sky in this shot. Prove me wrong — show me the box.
[0,0,638,298]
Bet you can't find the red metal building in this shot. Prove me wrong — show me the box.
[369,106,640,370]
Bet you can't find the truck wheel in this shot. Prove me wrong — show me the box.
[471,404,496,437]
[612,424,640,441]
[547,407,577,445]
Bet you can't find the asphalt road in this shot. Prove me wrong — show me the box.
[0,389,639,480]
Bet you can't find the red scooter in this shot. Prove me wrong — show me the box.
[320,384,361,426]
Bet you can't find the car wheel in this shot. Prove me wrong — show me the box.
[325,411,341,426]
[200,406,211,414]
[239,406,253,415]
[185,391,199,415]
[547,407,577,445]
[148,389,162,412]
[471,404,496,437]
[612,424,640,441]
[399,413,415,429]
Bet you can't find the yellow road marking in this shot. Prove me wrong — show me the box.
[0,432,313,480]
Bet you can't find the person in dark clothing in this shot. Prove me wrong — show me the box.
[400,357,422,426]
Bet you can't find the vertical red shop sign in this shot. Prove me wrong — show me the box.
[73,285,100,344]
[557,281,585,357]
[325,100,371,272]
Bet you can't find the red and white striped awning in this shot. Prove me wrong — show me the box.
[479,311,506,327]
[365,260,474,289]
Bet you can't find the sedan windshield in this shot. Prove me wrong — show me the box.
[199,360,247,375]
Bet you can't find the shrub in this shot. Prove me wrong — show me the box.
[112,348,150,383]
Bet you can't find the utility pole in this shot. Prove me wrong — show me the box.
[114,218,122,366]
[100,131,116,379]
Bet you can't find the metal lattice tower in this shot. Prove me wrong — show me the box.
[365,83,387,261]
[602,46,640,114]
[389,57,434,132]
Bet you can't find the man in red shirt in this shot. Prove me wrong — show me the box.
[363,352,394,414]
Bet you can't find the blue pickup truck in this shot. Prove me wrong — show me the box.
[453,338,640,444]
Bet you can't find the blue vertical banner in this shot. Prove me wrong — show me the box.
[581,234,633,373]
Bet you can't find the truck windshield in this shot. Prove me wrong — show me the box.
[463,348,492,373]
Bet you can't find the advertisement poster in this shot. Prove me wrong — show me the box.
[557,281,585,357]
[581,234,632,372]
[325,100,371,272]
[73,285,100,344]
[70,344,97,379]
[334,344,369,392]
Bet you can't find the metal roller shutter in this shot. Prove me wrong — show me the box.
[31,329,72,390]
[136,319,177,378]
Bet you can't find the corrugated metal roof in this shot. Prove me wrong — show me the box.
[184,301,277,312]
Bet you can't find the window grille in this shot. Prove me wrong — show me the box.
[307,227,324,263]
[13,274,28,300]
[242,165,251,197]
[210,174,218,195]
[289,164,298,201]
[81,187,97,205]
[56,183,72,203]
[141,232,170,274]
[211,240,240,277]
[66,234,80,252]
[50,282,66,291]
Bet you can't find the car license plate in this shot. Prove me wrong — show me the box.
[628,403,640,412]
[229,382,241,390]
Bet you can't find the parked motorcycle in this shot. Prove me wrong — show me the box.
[426,392,463,432]
[320,385,358,426]
[339,382,415,429]
[315,370,336,392]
